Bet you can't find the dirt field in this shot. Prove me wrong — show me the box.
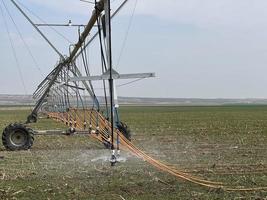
[0,106,267,199]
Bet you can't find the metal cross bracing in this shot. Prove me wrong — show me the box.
[2,0,154,166]
[2,0,267,191]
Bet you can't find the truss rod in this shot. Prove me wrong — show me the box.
[10,0,63,58]
[26,0,105,123]
[67,0,104,62]
[70,64,100,109]
[74,0,129,60]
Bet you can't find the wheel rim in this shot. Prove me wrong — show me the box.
[9,130,27,147]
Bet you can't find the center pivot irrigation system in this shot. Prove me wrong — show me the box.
[2,0,155,165]
[1,0,267,191]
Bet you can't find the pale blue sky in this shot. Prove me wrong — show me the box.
[1,0,267,98]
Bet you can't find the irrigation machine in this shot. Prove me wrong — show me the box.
[1,0,155,165]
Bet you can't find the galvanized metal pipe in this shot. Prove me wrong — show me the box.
[26,0,105,122]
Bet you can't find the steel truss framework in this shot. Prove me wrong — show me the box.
[4,0,154,165]
[2,1,267,191]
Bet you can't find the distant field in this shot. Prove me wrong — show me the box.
[0,106,267,199]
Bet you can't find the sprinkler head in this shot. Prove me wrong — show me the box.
[110,150,117,166]
[96,126,100,135]
[110,155,116,166]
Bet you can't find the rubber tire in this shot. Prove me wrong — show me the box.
[117,122,131,141]
[2,123,34,151]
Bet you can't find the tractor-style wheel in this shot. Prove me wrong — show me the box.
[2,123,34,151]
[117,121,131,141]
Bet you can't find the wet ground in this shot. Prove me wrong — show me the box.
[0,106,267,199]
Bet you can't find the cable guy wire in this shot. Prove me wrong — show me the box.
[2,0,44,78]
[0,2,28,94]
